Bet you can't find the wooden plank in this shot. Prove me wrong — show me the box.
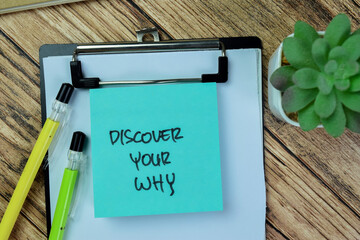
[265,131,360,239]
[0,194,46,239]
[264,114,360,214]
[130,0,335,57]
[0,0,169,63]
[266,221,288,240]
[0,31,47,237]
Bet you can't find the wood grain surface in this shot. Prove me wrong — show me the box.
[0,0,359,239]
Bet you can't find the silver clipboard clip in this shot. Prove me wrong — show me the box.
[70,28,228,88]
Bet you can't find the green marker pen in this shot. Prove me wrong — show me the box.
[49,131,86,240]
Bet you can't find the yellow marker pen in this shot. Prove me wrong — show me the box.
[0,83,74,240]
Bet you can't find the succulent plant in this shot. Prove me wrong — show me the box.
[270,14,360,137]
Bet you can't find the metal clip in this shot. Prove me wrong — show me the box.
[70,29,228,88]
[136,28,160,42]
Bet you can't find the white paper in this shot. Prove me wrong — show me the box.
[43,49,265,240]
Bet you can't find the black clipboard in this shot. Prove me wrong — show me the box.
[40,33,264,239]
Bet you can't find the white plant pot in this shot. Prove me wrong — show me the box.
[268,32,324,127]
[268,41,300,127]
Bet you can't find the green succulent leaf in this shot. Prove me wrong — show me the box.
[334,61,359,80]
[317,74,334,94]
[344,107,360,133]
[294,21,319,48]
[337,90,360,112]
[292,68,319,89]
[324,13,351,48]
[322,101,346,137]
[334,78,350,91]
[324,60,338,75]
[314,90,337,118]
[353,28,360,35]
[349,74,360,92]
[342,33,360,61]
[283,37,318,69]
[341,61,359,79]
[282,86,318,113]
[312,38,330,70]
[298,104,320,131]
[270,66,296,91]
[328,46,348,62]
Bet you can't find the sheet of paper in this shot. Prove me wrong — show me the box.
[43,49,265,240]
[90,83,223,217]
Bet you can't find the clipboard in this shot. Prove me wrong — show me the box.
[40,30,265,240]
[0,0,84,14]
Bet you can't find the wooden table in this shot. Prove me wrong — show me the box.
[0,1,359,239]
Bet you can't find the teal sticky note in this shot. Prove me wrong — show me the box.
[90,83,222,217]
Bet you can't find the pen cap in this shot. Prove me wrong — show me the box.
[56,83,74,104]
[70,131,86,152]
